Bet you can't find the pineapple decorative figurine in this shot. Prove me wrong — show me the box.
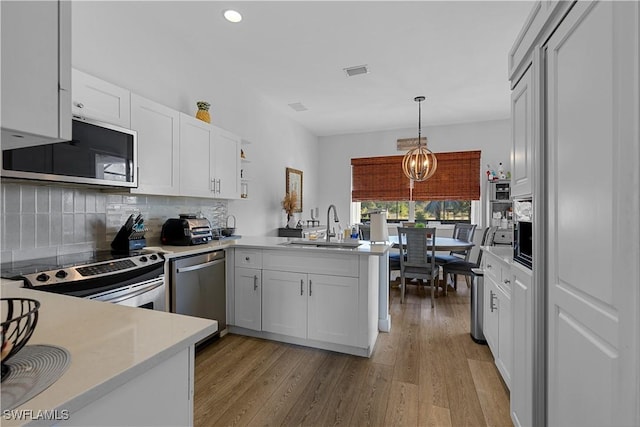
[195,101,211,123]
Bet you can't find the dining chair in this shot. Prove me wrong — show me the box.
[397,227,440,306]
[442,226,497,295]
[433,223,477,265]
[359,224,371,240]
[388,249,401,286]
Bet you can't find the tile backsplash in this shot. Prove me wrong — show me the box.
[1,182,227,262]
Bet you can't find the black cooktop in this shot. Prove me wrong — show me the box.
[0,250,150,278]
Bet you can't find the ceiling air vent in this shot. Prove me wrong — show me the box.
[344,64,369,77]
[288,102,308,112]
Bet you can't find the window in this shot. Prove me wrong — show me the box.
[360,200,472,223]
[351,150,481,225]
[351,150,481,202]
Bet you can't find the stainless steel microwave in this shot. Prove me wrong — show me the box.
[1,117,138,187]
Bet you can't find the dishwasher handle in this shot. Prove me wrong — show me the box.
[176,258,225,274]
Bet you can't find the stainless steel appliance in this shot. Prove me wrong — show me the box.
[1,251,166,311]
[170,250,225,338]
[161,215,213,246]
[1,117,138,187]
[513,199,533,269]
[470,268,487,343]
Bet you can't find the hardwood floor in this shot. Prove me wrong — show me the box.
[194,279,512,427]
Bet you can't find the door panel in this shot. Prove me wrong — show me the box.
[546,2,639,425]
[307,274,358,346]
[262,270,307,339]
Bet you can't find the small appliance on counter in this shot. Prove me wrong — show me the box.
[161,214,213,246]
[111,213,147,253]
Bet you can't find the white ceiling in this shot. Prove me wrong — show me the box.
[76,1,534,137]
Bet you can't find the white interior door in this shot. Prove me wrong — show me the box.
[546,2,639,426]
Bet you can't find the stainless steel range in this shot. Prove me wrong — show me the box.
[1,251,167,311]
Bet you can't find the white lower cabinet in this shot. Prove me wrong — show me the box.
[307,274,358,346]
[483,276,500,353]
[511,265,533,427]
[261,270,358,346]
[60,348,193,427]
[234,268,262,331]
[496,281,512,388]
[262,270,308,339]
[482,251,512,389]
[228,248,378,357]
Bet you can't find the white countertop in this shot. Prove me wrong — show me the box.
[150,235,391,257]
[0,284,217,425]
[481,245,514,264]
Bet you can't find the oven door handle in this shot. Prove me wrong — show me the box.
[93,279,164,305]
[176,258,225,274]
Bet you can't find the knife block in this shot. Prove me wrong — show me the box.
[111,224,146,253]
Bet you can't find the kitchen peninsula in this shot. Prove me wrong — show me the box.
[226,236,390,357]
[0,282,217,427]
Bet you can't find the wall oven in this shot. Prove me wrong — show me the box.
[0,251,166,311]
[513,199,533,269]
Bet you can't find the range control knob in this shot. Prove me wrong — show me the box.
[55,270,68,279]
[139,256,148,263]
[36,273,50,282]
[149,254,158,261]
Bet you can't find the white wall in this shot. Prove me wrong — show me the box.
[316,119,511,228]
[71,3,507,237]
[71,2,318,237]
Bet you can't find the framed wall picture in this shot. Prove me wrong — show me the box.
[286,167,303,212]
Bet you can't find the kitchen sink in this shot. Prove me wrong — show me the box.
[279,240,362,249]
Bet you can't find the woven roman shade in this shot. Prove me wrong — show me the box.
[351,150,481,202]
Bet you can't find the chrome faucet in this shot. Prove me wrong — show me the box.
[326,204,340,242]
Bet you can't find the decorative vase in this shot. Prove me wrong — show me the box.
[196,101,211,123]
[286,214,296,229]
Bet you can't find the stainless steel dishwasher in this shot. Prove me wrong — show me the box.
[170,250,226,336]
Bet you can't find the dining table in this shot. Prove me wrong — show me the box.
[387,234,475,296]
[387,235,475,252]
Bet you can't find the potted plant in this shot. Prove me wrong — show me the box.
[281,191,298,228]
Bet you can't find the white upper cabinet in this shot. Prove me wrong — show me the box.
[72,69,131,128]
[179,113,214,198]
[511,66,533,197]
[179,113,241,199]
[130,94,180,196]
[211,126,241,199]
[1,0,71,149]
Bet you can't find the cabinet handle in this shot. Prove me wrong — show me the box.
[74,102,84,109]
[253,275,258,291]
[210,179,216,192]
[245,256,250,262]
[487,264,493,269]
[490,290,497,312]
[504,279,511,285]
[300,279,304,296]
[216,179,221,194]
[309,280,312,296]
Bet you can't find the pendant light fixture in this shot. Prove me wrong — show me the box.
[402,96,437,182]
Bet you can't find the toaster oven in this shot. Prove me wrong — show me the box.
[161,216,213,246]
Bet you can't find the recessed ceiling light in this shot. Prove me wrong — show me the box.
[223,9,242,23]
